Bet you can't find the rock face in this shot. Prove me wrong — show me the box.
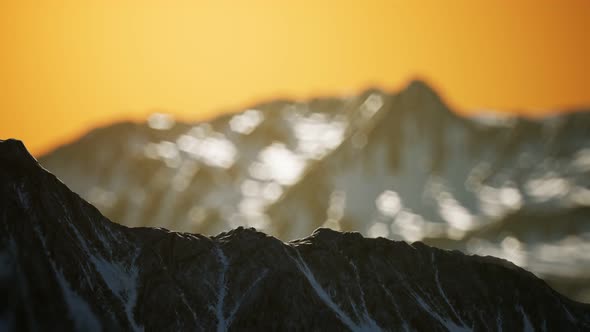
[38,81,590,302]
[1,139,590,331]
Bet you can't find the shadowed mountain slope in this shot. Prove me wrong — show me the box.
[2,139,590,330]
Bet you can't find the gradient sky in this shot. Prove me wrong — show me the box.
[1,1,589,156]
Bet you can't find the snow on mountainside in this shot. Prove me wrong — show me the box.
[1,138,590,331]
[38,81,590,302]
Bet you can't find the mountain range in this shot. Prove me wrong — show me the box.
[2,138,590,330]
[38,81,590,302]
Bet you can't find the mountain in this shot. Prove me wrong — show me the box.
[2,138,590,331]
[37,81,590,302]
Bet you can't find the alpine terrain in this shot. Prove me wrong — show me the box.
[38,81,590,302]
[1,139,590,331]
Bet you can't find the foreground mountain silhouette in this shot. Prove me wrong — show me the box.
[38,81,590,302]
[1,139,590,330]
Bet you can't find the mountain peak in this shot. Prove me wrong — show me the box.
[405,79,436,93]
[214,226,270,242]
[0,139,39,172]
[309,227,364,242]
[397,79,447,109]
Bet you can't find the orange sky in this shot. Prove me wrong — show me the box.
[1,1,589,156]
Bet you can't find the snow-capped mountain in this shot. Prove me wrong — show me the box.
[38,81,590,302]
[2,138,589,331]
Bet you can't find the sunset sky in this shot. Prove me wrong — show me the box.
[1,1,589,156]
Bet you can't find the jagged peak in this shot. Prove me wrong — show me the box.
[0,139,39,170]
[213,226,272,242]
[309,227,363,241]
[289,228,367,249]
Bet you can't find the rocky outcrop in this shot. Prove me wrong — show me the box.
[1,139,589,331]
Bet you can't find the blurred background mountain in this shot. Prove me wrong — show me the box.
[40,81,590,302]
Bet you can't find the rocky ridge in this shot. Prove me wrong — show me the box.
[1,139,589,331]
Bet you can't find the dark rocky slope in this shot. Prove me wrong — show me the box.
[1,139,589,331]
